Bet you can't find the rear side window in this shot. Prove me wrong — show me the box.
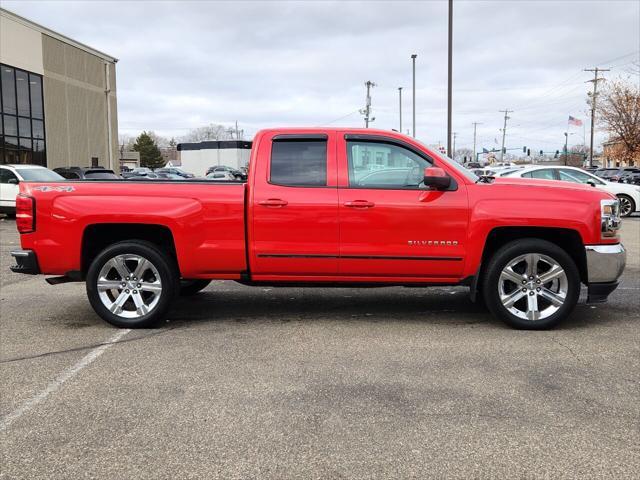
[525,169,556,180]
[270,140,327,186]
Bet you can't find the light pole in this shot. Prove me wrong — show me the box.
[564,132,575,166]
[411,54,417,138]
[447,0,453,156]
[398,87,403,133]
[472,122,482,163]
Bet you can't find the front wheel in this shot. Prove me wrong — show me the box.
[482,239,580,329]
[86,241,178,328]
[617,194,635,217]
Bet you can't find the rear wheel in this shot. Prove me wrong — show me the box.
[482,239,580,329]
[179,279,211,296]
[617,194,635,217]
[86,241,178,328]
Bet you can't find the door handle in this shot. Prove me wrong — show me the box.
[344,200,375,208]
[258,198,288,207]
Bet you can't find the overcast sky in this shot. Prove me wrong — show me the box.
[4,0,640,152]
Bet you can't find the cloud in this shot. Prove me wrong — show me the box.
[4,0,639,151]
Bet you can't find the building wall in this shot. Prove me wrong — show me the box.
[0,14,43,74]
[41,34,117,170]
[0,9,118,170]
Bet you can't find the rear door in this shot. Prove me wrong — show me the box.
[249,132,339,277]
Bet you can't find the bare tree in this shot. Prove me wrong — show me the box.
[597,78,640,164]
[181,123,237,142]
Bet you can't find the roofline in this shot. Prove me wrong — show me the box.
[0,8,118,63]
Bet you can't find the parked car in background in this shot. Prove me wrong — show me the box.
[593,167,639,182]
[618,168,640,184]
[206,165,246,180]
[465,162,482,169]
[206,171,238,181]
[621,171,640,185]
[1,165,64,215]
[155,167,195,178]
[503,165,640,217]
[122,167,154,178]
[54,166,120,180]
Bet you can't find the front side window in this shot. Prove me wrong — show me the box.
[347,140,431,188]
[270,140,327,186]
[558,169,602,185]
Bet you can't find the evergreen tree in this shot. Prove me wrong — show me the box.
[133,131,165,169]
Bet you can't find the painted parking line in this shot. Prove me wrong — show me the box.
[0,329,130,432]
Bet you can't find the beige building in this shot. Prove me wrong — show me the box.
[0,8,118,170]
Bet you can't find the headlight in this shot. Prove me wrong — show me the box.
[601,199,621,238]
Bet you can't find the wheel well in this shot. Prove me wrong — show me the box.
[81,224,178,276]
[478,227,587,285]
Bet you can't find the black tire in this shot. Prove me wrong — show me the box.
[86,240,179,328]
[482,238,580,330]
[179,279,211,296]
[617,194,635,217]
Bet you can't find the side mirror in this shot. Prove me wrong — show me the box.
[7,178,19,185]
[424,167,451,190]
[587,180,596,187]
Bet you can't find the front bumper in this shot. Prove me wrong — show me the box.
[585,243,626,303]
[10,249,40,275]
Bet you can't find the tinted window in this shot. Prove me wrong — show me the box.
[347,140,431,188]
[3,115,17,135]
[84,171,119,179]
[58,171,81,179]
[529,169,556,180]
[15,70,30,117]
[0,168,18,183]
[29,74,43,119]
[270,140,327,186]
[1,66,16,115]
[14,168,63,181]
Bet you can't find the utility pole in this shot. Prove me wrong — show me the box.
[499,109,513,162]
[411,54,417,137]
[584,67,609,168]
[452,132,457,161]
[472,122,482,163]
[398,87,403,133]
[447,0,453,156]
[361,81,376,128]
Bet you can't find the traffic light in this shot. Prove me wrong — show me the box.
[554,150,560,158]
[523,146,527,153]
[503,147,506,154]
[539,150,543,155]
[527,149,531,156]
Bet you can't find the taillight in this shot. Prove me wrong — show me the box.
[16,194,35,234]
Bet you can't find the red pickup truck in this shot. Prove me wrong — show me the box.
[11,128,626,329]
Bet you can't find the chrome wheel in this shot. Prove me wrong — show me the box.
[618,196,633,217]
[498,253,568,321]
[96,254,162,318]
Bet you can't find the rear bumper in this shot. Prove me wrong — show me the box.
[10,249,40,275]
[585,244,626,303]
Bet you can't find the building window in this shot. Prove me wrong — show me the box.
[0,64,46,166]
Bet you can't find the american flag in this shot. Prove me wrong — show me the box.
[568,115,583,126]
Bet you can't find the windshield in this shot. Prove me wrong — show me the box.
[15,168,64,182]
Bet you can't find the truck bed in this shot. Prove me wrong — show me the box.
[19,180,248,278]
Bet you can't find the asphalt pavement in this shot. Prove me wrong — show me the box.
[1,215,639,479]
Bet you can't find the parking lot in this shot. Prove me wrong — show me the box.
[0,216,638,479]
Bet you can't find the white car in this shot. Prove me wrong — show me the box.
[0,165,65,215]
[502,165,640,217]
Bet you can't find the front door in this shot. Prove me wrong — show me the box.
[337,136,468,280]
[249,132,339,277]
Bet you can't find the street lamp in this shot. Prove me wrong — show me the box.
[398,87,403,133]
[411,54,417,138]
[564,132,575,166]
